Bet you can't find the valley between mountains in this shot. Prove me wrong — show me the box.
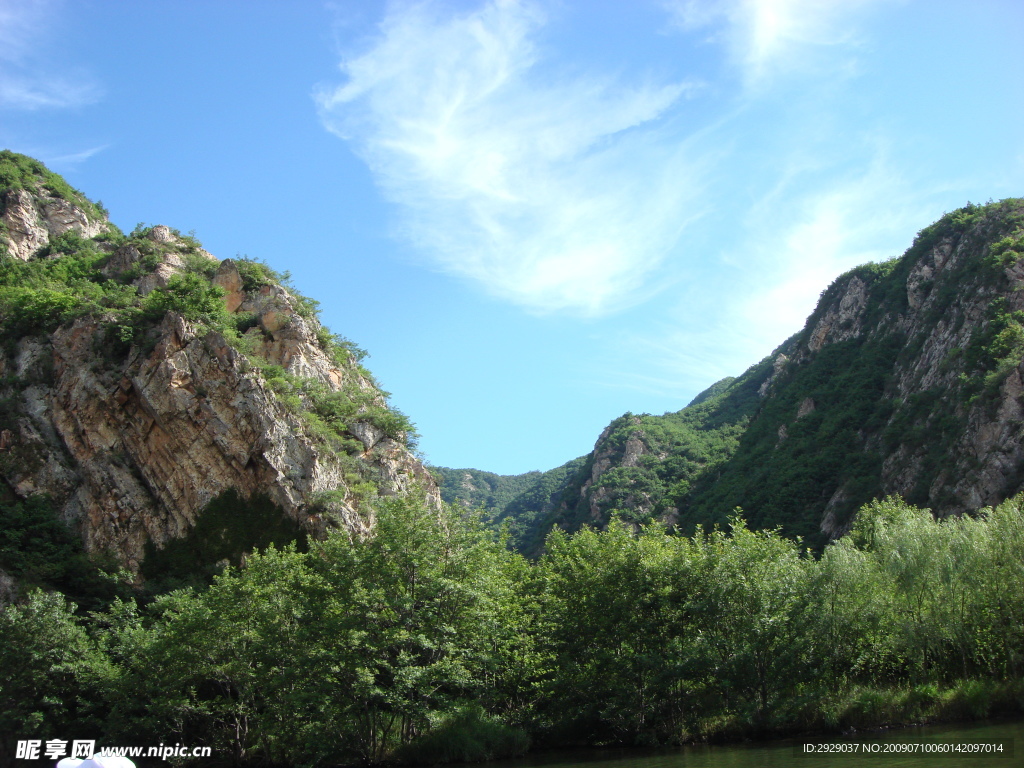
[2,150,1024,766]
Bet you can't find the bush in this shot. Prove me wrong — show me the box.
[398,706,530,764]
[0,495,129,609]
[0,286,83,334]
[181,250,218,277]
[37,230,90,258]
[0,591,111,765]
[233,257,282,291]
[142,272,228,325]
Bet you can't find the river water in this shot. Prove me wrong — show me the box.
[494,719,1021,768]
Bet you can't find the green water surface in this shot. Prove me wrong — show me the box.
[495,719,1021,768]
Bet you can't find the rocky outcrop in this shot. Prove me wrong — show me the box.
[758,353,789,396]
[796,398,816,419]
[799,203,1024,522]
[1,192,437,575]
[1,186,110,260]
[3,293,436,572]
[805,275,869,353]
[577,419,649,519]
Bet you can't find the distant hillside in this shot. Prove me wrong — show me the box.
[435,458,586,553]
[481,199,1024,550]
[434,466,544,510]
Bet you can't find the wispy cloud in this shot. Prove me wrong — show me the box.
[731,147,939,346]
[664,0,888,88]
[601,148,935,400]
[0,0,101,110]
[0,74,100,110]
[317,0,703,315]
[43,144,109,166]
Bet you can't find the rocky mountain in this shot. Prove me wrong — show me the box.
[0,151,436,598]
[442,198,1024,551]
[4,149,1022,590]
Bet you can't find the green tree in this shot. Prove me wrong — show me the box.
[536,521,682,744]
[685,519,812,727]
[106,496,529,766]
[142,272,228,325]
[0,591,111,766]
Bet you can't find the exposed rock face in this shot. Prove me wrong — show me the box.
[213,259,245,312]
[569,417,664,525]
[806,275,869,353]
[796,398,816,419]
[1,187,110,260]
[1,222,437,574]
[578,421,645,519]
[799,205,1024,522]
[758,353,789,396]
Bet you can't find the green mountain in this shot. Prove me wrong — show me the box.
[10,149,1021,566]
[439,198,1024,550]
[0,151,436,599]
[3,153,1024,767]
[435,457,587,552]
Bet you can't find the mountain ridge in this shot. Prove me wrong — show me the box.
[4,149,1024,575]
[438,198,1024,551]
[0,151,436,599]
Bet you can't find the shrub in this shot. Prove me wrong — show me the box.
[142,272,228,325]
[398,705,530,763]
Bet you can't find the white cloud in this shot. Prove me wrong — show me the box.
[317,0,703,315]
[44,144,109,166]
[664,0,888,87]
[602,151,935,400]
[0,0,101,110]
[732,154,928,345]
[0,73,100,110]
[0,0,48,61]
[598,319,752,399]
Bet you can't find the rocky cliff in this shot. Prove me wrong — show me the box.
[0,152,436,592]
[797,200,1024,533]
[451,199,1024,550]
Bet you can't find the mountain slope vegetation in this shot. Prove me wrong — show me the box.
[0,151,433,601]
[439,198,1024,550]
[2,155,1024,767]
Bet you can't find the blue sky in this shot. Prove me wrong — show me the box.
[2,0,1022,475]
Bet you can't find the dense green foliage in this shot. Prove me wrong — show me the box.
[684,335,902,544]
[0,591,112,767]
[435,457,587,553]
[0,221,232,348]
[489,456,588,554]
[0,495,127,610]
[3,494,1024,766]
[0,240,133,341]
[0,150,109,226]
